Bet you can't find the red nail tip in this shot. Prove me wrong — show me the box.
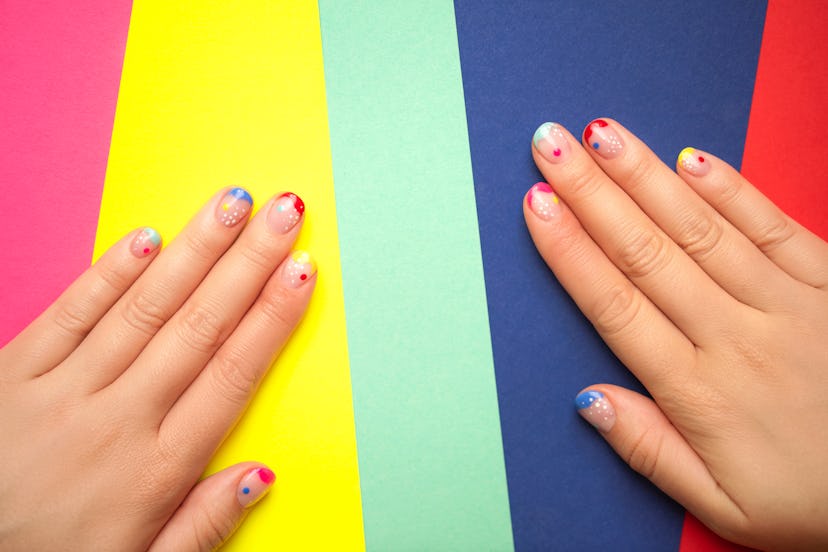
[584,119,608,141]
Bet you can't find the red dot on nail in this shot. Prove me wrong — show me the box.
[553,148,561,157]
[698,156,705,163]
[143,247,150,254]
[300,274,307,280]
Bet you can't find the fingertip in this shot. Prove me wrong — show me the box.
[129,226,163,258]
[574,387,617,433]
[237,466,276,508]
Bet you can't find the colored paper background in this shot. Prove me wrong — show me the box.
[1,1,826,550]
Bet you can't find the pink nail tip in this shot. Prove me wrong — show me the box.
[257,468,276,484]
[527,182,561,221]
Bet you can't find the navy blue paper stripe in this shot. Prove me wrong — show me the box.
[453,1,766,549]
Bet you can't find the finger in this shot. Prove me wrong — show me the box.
[573,385,748,544]
[677,148,828,289]
[159,250,315,462]
[148,463,276,552]
[63,187,256,392]
[532,122,741,345]
[1,228,160,379]
[524,184,695,395]
[123,194,306,415]
[576,119,796,309]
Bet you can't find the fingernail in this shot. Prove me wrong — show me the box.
[237,467,276,508]
[130,227,161,258]
[584,119,624,159]
[527,182,562,221]
[267,192,305,234]
[281,250,316,288]
[215,187,253,227]
[575,390,616,432]
[533,122,571,163]
[677,147,711,176]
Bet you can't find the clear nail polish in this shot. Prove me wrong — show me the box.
[527,182,562,221]
[237,467,276,508]
[281,250,316,288]
[267,192,305,234]
[584,119,624,159]
[677,147,711,176]
[130,227,162,258]
[575,390,616,432]
[215,187,253,227]
[533,122,571,163]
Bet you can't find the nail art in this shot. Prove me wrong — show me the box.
[282,250,316,288]
[584,119,624,159]
[267,192,305,234]
[677,147,711,176]
[575,390,616,432]
[237,467,276,508]
[130,227,162,258]
[527,182,562,221]
[533,122,571,163]
[215,187,253,227]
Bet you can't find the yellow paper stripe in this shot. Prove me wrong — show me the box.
[94,2,364,549]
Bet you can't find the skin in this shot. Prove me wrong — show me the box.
[525,119,828,551]
[0,189,315,551]
[0,119,826,551]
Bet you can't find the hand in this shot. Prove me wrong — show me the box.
[0,188,314,551]
[526,120,828,551]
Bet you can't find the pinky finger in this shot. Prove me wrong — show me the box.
[677,149,828,288]
[574,385,749,546]
[0,227,161,378]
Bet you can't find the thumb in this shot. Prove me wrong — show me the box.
[149,463,276,552]
[574,385,748,543]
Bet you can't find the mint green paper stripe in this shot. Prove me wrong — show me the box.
[319,2,514,550]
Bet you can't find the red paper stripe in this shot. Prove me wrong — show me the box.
[0,1,133,345]
[680,0,828,549]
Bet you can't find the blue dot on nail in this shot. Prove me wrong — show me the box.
[575,390,604,410]
[592,142,600,149]
[242,487,250,494]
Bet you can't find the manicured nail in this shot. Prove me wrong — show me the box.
[677,147,711,176]
[533,122,571,163]
[281,250,316,288]
[237,467,276,508]
[584,119,624,159]
[527,182,562,221]
[267,192,305,234]
[130,227,161,258]
[215,187,253,227]
[575,390,616,432]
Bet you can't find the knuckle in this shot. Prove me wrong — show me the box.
[94,261,133,293]
[239,239,277,275]
[176,303,228,354]
[122,289,168,336]
[619,156,659,194]
[714,173,744,208]
[675,211,725,262]
[565,169,603,199]
[183,230,222,264]
[53,301,93,338]
[592,284,642,337]
[195,506,237,551]
[753,215,795,253]
[624,423,663,480]
[257,286,300,331]
[616,227,671,279]
[210,348,261,407]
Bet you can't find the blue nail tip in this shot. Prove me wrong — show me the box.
[229,187,253,204]
[575,390,604,410]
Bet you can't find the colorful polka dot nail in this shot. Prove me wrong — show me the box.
[237,467,276,508]
[584,119,624,159]
[575,390,616,432]
[215,187,253,227]
[267,192,305,234]
[130,227,162,258]
[677,147,711,176]
[282,250,316,288]
[533,122,571,164]
[527,182,562,221]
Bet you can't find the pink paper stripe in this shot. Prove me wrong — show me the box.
[0,1,133,345]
